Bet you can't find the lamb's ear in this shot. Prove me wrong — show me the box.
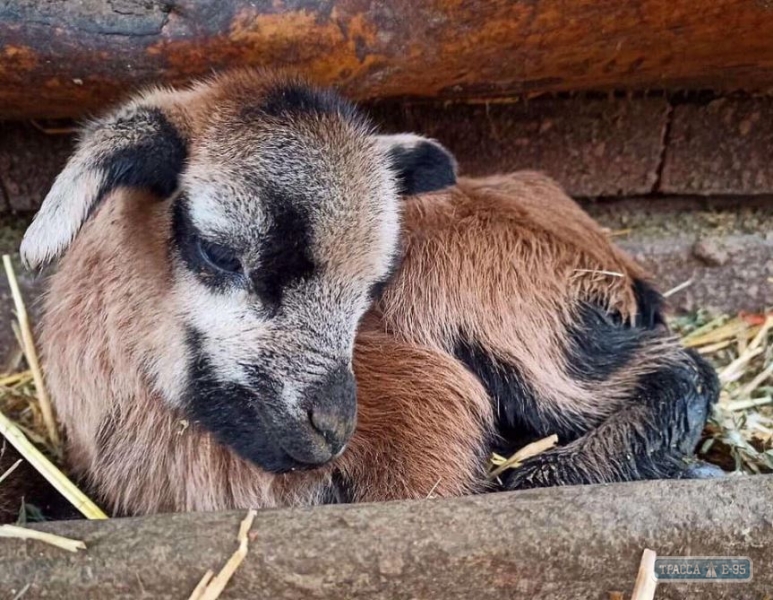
[376,134,457,195]
[20,92,190,270]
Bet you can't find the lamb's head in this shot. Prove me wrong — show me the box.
[21,70,457,473]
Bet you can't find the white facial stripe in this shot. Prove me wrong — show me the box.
[188,201,235,237]
[184,180,249,235]
[176,274,271,388]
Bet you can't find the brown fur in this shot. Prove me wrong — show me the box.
[18,71,718,517]
[379,174,680,431]
[37,168,675,515]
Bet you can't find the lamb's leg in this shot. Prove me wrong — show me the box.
[501,349,720,490]
[334,331,495,502]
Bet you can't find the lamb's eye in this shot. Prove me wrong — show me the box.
[197,239,242,274]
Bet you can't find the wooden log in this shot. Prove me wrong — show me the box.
[2,0,773,118]
[1,476,771,599]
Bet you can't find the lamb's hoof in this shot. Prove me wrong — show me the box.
[678,460,726,480]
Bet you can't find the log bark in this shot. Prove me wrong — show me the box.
[1,476,772,599]
[2,0,773,118]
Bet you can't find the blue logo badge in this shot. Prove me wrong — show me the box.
[654,557,752,582]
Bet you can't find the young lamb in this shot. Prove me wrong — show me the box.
[18,70,719,516]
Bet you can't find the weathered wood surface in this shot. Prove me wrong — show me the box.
[2,0,773,118]
[1,476,772,599]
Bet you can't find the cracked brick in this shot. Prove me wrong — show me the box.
[661,97,773,195]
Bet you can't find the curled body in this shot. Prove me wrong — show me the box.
[20,70,718,516]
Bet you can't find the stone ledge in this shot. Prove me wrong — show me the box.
[372,97,669,197]
[585,196,773,313]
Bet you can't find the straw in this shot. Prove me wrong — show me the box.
[188,571,215,600]
[673,309,773,473]
[663,278,693,298]
[0,409,108,520]
[0,458,22,485]
[2,255,59,448]
[0,524,86,552]
[195,510,257,600]
[572,269,625,278]
[488,434,558,480]
[631,548,658,600]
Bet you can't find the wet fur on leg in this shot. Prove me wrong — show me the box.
[500,349,719,489]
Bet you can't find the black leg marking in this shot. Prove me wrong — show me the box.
[501,349,720,490]
[454,339,588,445]
[565,303,645,382]
[455,301,652,448]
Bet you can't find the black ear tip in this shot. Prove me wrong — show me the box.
[389,139,457,196]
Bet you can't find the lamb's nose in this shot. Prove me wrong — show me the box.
[306,364,357,455]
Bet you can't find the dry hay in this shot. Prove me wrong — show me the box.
[674,310,773,474]
[0,524,86,552]
[0,368,58,460]
[0,256,106,521]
